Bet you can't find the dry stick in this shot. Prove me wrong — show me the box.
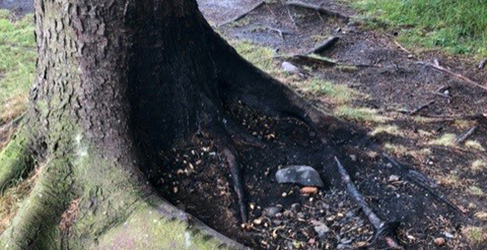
[383,154,465,214]
[286,1,349,20]
[334,157,403,249]
[394,40,411,54]
[478,58,487,70]
[307,36,339,55]
[409,100,435,116]
[286,6,298,28]
[265,26,292,41]
[218,1,265,27]
[457,126,477,144]
[417,61,487,92]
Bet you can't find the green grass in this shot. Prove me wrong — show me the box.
[228,39,276,72]
[351,0,487,56]
[335,106,389,123]
[308,79,355,104]
[0,10,36,122]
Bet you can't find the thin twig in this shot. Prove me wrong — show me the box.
[417,61,487,92]
[457,126,477,144]
[478,58,487,70]
[307,36,339,55]
[264,26,292,41]
[383,154,465,214]
[286,1,349,20]
[394,40,411,54]
[334,157,403,249]
[286,6,298,28]
[218,1,265,27]
[410,100,435,116]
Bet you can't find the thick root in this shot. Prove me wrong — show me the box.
[0,131,33,192]
[94,196,250,250]
[0,158,72,250]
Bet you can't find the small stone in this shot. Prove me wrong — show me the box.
[300,186,318,195]
[173,187,179,193]
[434,237,446,246]
[388,175,400,182]
[253,218,262,225]
[272,219,283,226]
[291,203,302,212]
[249,203,256,210]
[311,220,329,237]
[265,206,283,217]
[282,192,288,197]
[443,232,454,239]
[349,155,357,162]
[282,61,303,76]
[276,165,324,187]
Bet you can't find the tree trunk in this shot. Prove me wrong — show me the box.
[0,0,355,249]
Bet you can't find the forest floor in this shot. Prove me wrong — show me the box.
[1,0,487,249]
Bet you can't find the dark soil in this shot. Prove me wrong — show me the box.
[1,0,486,249]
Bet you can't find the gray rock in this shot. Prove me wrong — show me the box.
[312,221,329,237]
[281,61,304,76]
[265,206,283,217]
[276,165,324,187]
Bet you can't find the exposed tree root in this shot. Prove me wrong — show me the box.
[286,1,349,21]
[1,158,72,250]
[218,1,266,27]
[383,154,465,214]
[334,157,403,249]
[0,130,34,192]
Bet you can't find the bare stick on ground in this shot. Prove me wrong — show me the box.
[334,157,403,249]
[478,58,487,70]
[307,36,339,55]
[383,154,465,214]
[286,1,349,20]
[457,126,477,144]
[409,100,435,116]
[264,26,292,41]
[218,1,265,27]
[417,61,487,92]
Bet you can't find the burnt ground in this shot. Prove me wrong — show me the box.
[1,0,487,249]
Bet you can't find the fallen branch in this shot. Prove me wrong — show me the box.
[334,157,403,249]
[307,36,339,55]
[383,154,465,214]
[394,40,411,54]
[218,1,265,27]
[457,126,477,144]
[417,61,487,92]
[264,26,292,41]
[286,1,349,20]
[409,100,435,116]
[478,58,487,70]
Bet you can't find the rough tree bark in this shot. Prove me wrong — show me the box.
[0,0,355,249]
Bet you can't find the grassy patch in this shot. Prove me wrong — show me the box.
[335,106,389,123]
[462,226,487,246]
[467,186,485,198]
[351,0,487,56]
[471,159,486,173]
[228,39,276,73]
[0,10,36,123]
[428,133,456,147]
[308,79,355,104]
[369,125,402,136]
[465,140,486,151]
